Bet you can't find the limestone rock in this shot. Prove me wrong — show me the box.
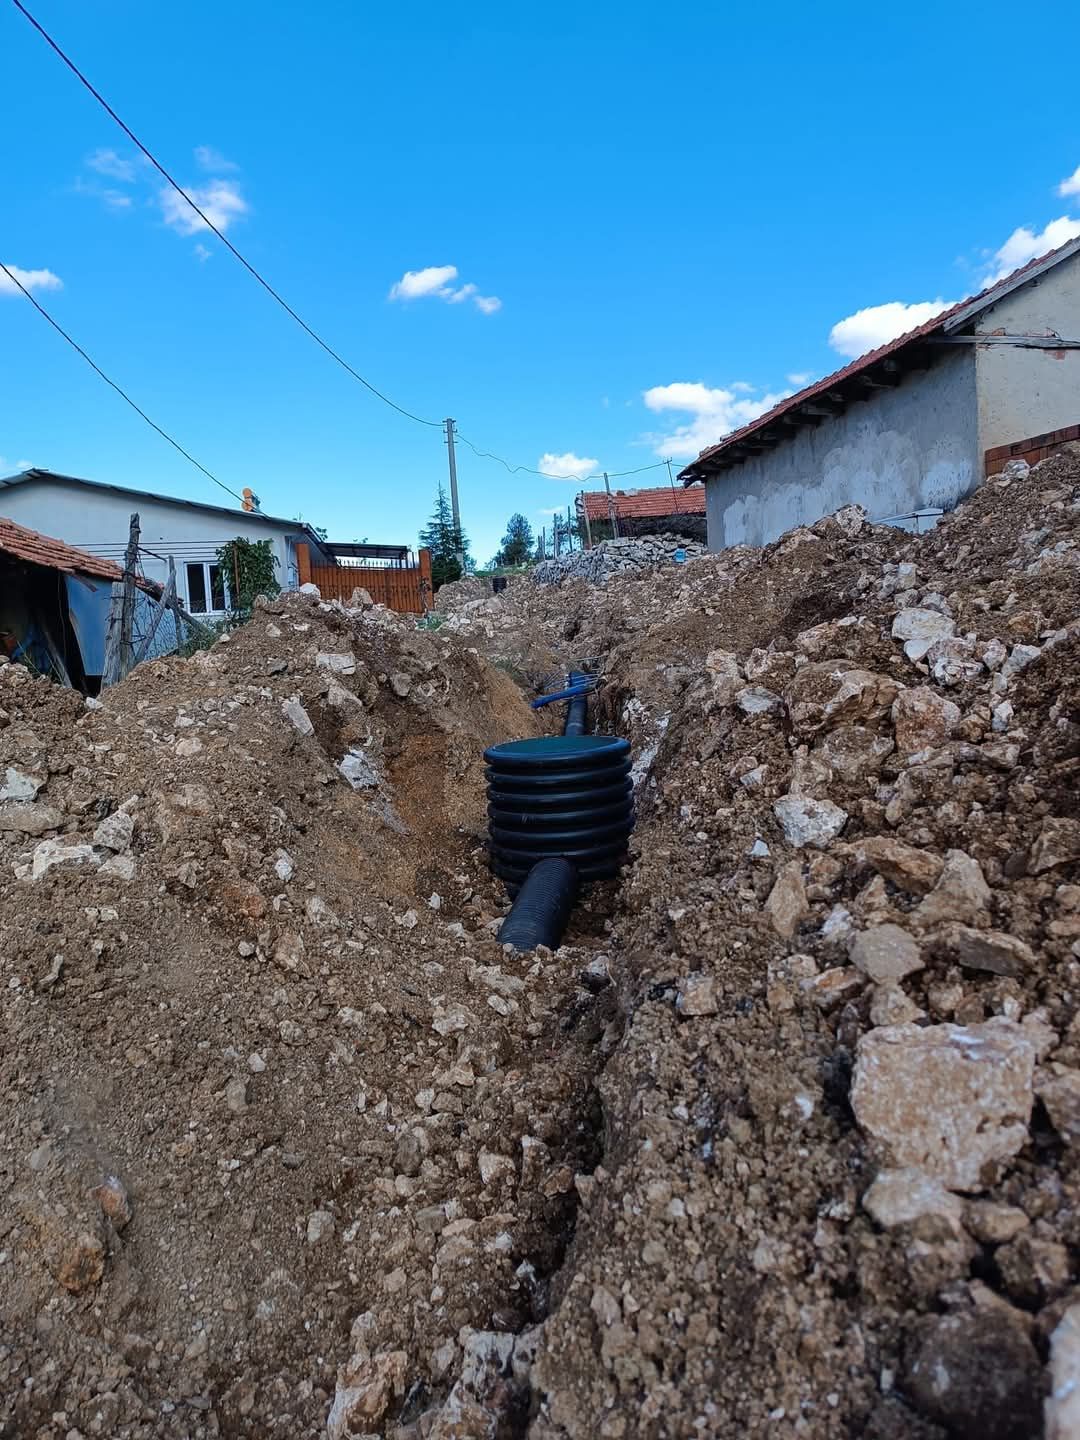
[862,1167,964,1232]
[1030,817,1080,874]
[817,725,895,783]
[0,801,64,835]
[784,662,902,737]
[773,794,848,849]
[30,838,97,882]
[327,1349,409,1438]
[705,649,742,705]
[851,1019,1036,1190]
[676,973,719,1016]
[0,765,44,802]
[850,924,924,983]
[1001,643,1041,683]
[281,696,314,737]
[338,748,379,790]
[904,1309,1042,1440]
[926,636,984,687]
[915,849,992,929]
[1036,1068,1080,1144]
[93,809,134,853]
[963,1200,1029,1245]
[855,836,943,894]
[996,1233,1072,1307]
[930,923,1033,977]
[316,651,357,675]
[869,983,924,1027]
[1046,1304,1080,1440]
[891,607,956,662]
[764,861,808,938]
[735,685,781,715]
[891,687,961,754]
[389,671,412,698]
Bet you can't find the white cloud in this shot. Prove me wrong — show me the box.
[1058,165,1080,198]
[0,264,64,298]
[642,381,792,459]
[537,506,564,516]
[194,145,238,172]
[787,371,813,386]
[828,300,954,359]
[388,264,501,313]
[159,180,249,236]
[538,451,600,480]
[87,147,135,182]
[982,215,1080,286]
[194,243,212,263]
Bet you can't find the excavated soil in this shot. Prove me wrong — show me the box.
[5,448,1080,1439]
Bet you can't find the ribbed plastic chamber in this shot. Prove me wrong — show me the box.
[485,734,634,888]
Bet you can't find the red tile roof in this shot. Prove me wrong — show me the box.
[680,234,1080,482]
[579,484,707,522]
[0,514,163,594]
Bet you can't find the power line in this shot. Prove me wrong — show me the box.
[0,261,246,506]
[10,0,442,432]
[9,0,679,496]
[453,432,671,485]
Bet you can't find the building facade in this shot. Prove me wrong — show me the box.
[680,238,1080,550]
[0,469,335,617]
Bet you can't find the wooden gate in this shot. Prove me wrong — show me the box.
[296,544,432,615]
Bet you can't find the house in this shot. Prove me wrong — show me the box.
[679,236,1080,550]
[577,484,707,545]
[0,468,336,619]
[0,514,158,689]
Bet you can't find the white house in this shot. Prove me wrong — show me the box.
[679,236,1080,549]
[0,469,335,617]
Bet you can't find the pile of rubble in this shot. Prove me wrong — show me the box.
[531,534,707,586]
[8,446,1080,1439]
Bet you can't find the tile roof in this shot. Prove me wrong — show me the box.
[579,484,707,522]
[680,233,1080,482]
[0,514,127,582]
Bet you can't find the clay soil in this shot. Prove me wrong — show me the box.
[5,450,1080,1439]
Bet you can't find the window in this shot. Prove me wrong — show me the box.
[186,562,227,614]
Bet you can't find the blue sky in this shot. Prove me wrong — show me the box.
[4,0,1080,565]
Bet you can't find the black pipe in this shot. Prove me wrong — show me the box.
[496,856,579,950]
[564,670,589,737]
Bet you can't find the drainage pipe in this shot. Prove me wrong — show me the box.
[563,669,590,737]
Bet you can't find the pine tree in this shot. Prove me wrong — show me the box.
[493,512,534,568]
[419,484,471,589]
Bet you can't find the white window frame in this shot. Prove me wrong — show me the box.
[184,560,230,616]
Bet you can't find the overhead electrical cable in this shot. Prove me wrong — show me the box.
[0,260,246,506]
[10,0,681,492]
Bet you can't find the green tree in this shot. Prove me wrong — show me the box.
[216,537,280,618]
[493,512,534,568]
[419,484,471,589]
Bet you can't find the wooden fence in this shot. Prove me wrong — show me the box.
[296,544,432,615]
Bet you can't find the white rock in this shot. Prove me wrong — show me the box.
[1001,643,1041,683]
[863,1167,965,1232]
[31,839,97,882]
[891,608,956,662]
[478,1150,515,1186]
[338,748,379,789]
[307,1209,334,1244]
[773,794,848,849]
[316,651,357,675]
[274,850,294,882]
[93,810,134,853]
[299,582,321,597]
[736,685,782,715]
[851,1019,1036,1190]
[99,853,136,881]
[1046,1304,1080,1440]
[281,696,314,736]
[850,924,924,983]
[0,767,44,802]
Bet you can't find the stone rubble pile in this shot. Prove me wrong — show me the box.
[531,533,706,586]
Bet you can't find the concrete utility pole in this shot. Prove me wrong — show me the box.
[444,418,464,567]
[603,472,619,538]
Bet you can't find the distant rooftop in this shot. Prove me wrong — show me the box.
[578,484,707,522]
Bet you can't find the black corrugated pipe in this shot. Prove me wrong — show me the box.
[486,731,634,950]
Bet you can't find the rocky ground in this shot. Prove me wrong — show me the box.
[5,449,1080,1438]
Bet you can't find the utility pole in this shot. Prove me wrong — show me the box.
[566,504,575,553]
[665,456,682,513]
[103,511,140,686]
[603,472,619,539]
[444,418,464,568]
